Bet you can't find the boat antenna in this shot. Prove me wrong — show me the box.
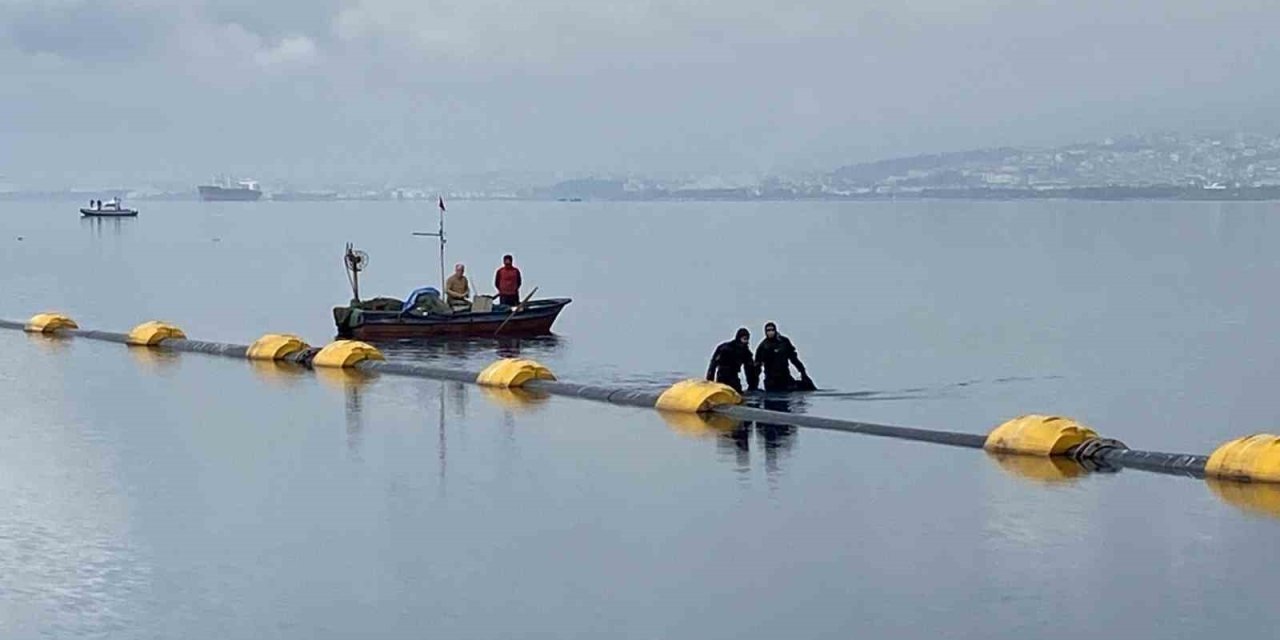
[344,242,369,302]
[412,195,447,291]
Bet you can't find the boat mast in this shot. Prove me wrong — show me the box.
[438,200,445,292]
[412,196,447,291]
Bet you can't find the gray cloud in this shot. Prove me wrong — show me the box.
[3,0,1280,186]
[4,2,161,62]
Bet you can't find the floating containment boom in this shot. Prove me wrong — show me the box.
[2,314,1277,495]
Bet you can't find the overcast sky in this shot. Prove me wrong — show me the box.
[3,0,1279,186]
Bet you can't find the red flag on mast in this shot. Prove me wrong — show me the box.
[438,196,446,213]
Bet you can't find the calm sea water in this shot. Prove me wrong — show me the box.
[2,199,1279,637]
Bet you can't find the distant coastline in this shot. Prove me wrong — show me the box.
[10,132,1280,203]
[8,184,1280,203]
[525,184,1280,202]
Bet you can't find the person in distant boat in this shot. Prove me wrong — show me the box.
[707,327,759,393]
[445,263,471,309]
[755,322,813,392]
[494,254,522,306]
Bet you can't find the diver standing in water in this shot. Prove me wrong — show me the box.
[706,327,759,392]
[755,322,814,392]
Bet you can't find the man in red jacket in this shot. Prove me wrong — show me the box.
[494,254,522,306]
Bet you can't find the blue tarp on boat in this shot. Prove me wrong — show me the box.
[401,287,442,313]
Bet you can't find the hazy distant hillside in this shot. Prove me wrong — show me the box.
[826,133,1280,191]
[12,132,1280,202]
[831,148,1021,185]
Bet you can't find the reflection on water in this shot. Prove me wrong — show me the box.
[313,364,377,390]
[245,360,310,387]
[743,397,802,476]
[125,345,181,373]
[81,215,130,238]
[1206,479,1280,521]
[314,367,376,460]
[752,398,799,478]
[660,410,739,438]
[480,386,551,411]
[376,336,567,471]
[373,335,565,367]
[439,383,452,486]
[987,453,1089,484]
[668,396,800,478]
[344,375,365,459]
[314,367,503,489]
[26,333,73,355]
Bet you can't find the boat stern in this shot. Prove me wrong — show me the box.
[333,305,359,338]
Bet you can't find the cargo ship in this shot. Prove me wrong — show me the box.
[197,178,263,201]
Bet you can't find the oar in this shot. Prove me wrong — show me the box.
[494,287,538,336]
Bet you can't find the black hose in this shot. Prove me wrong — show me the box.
[363,360,481,384]
[63,329,132,344]
[1096,448,1208,479]
[159,338,250,359]
[714,404,989,449]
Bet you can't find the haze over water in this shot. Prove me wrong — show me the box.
[3,199,1280,637]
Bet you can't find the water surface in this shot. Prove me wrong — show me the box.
[3,200,1279,637]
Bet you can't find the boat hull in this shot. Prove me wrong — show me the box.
[198,186,262,201]
[334,298,570,339]
[80,208,138,217]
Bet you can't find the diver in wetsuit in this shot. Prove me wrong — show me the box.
[706,327,759,392]
[754,322,812,392]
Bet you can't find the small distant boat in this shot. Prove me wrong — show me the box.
[80,199,138,217]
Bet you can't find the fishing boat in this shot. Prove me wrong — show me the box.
[333,288,571,339]
[80,199,138,217]
[331,201,570,339]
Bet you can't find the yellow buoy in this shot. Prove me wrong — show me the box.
[984,414,1098,457]
[476,358,555,388]
[246,333,310,361]
[312,340,384,368]
[654,379,742,414]
[24,312,78,334]
[1205,434,1280,483]
[126,321,187,346]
